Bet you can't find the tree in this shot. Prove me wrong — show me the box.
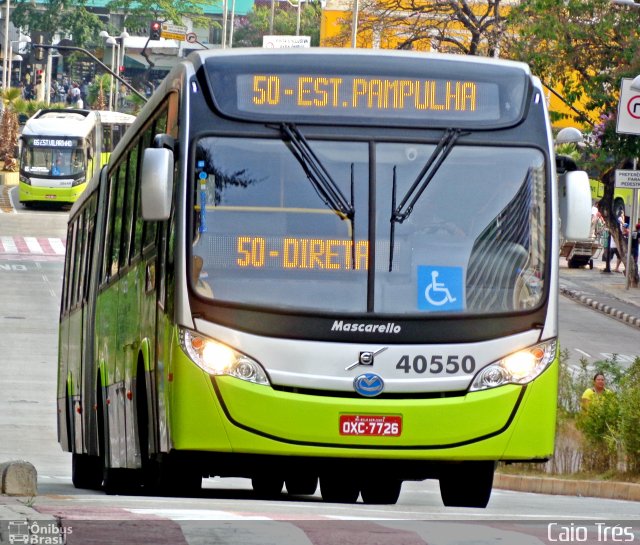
[87,74,110,110]
[323,0,505,55]
[11,0,103,48]
[505,0,640,286]
[0,89,26,171]
[232,0,322,47]
[106,0,218,36]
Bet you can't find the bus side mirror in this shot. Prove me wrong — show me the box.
[558,170,591,241]
[141,148,173,221]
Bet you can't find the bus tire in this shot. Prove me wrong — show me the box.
[252,476,284,499]
[320,474,359,503]
[285,474,318,496]
[71,453,102,490]
[439,461,494,508]
[152,453,202,497]
[360,479,402,505]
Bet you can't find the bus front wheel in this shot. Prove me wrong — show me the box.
[439,461,495,508]
[360,479,402,505]
[152,454,202,497]
[252,476,284,498]
[285,474,318,496]
[320,474,359,503]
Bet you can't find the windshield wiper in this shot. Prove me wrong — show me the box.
[389,128,462,271]
[280,123,358,269]
[280,123,355,222]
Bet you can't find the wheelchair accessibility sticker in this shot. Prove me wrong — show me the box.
[417,266,463,311]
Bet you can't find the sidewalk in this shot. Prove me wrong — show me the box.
[559,253,640,329]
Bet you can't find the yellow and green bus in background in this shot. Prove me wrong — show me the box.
[19,109,100,206]
[58,49,591,508]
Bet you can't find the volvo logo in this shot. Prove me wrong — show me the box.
[345,347,388,371]
[353,373,385,397]
[359,352,374,365]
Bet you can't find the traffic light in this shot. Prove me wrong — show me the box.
[150,21,162,40]
[36,70,43,86]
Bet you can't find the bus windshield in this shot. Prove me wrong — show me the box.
[21,145,86,177]
[191,136,546,315]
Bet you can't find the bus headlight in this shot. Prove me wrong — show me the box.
[72,176,86,187]
[19,175,30,185]
[469,339,557,391]
[179,329,270,385]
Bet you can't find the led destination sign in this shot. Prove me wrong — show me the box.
[231,236,369,271]
[236,74,500,121]
[204,53,530,127]
[28,138,76,147]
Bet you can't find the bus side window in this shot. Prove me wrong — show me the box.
[107,165,125,278]
[130,141,144,259]
[120,158,135,269]
[61,222,74,314]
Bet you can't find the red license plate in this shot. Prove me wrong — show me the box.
[339,415,402,437]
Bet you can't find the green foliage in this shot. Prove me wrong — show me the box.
[12,0,103,47]
[506,0,640,113]
[0,89,29,169]
[558,351,640,475]
[557,349,589,416]
[232,1,322,47]
[555,144,579,161]
[619,358,640,473]
[577,389,620,472]
[106,0,216,35]
[507,0,640,287]
[87,74,112,110]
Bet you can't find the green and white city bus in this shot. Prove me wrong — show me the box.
[19,109,100,205]
[58,49,591,507]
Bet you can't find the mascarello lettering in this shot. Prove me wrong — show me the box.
[331,320,401,334]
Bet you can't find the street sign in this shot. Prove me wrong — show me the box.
[161,23,188,41]
[262,35,311,48]
[615,169,640,189]
[185,32,197,44]
[616,78,640,135]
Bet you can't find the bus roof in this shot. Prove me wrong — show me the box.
[185,47,532,72]
[22,109,99,139]
[96,111,136,125]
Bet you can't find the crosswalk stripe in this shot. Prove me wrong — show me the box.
[49,237,66,254]
[24,236,44,253]
[0,236,65,255]
[0,236,17,253]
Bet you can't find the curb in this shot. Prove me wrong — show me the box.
[0,185,13,213]
[495,473,640,501]
[559,285,640,329]
[0,461,37,497]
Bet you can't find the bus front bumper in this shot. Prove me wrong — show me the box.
[19,180,87,203]
[167,346,558,461]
